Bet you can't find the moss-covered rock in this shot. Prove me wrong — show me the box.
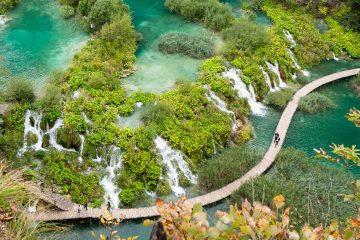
[156,179,172,196]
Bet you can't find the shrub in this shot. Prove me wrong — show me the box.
[4,78,35,103]
[198,145,262,191]
[299,92,335,114]
[232,148,357,227]
[0,0,19,14]
[88,0,128,31]
[158,32,214,59]
[222,18,270,52]
[265,88,294,109]
[60,5,75,19]
[165,0,234,31]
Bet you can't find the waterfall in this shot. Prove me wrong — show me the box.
[78,135,85,163]
[19,110,84,160]
[100,146,123,209]
[265,61,288,88]
[204,85,237,131]
[136,102,143,108]
[259,65,278,92]
[48,119,76,153]
[283,30,310,77]
[283,30,296,48]
[154,136,197,196]
[0,15,10,26]
[287,49,310,77]
[332,52,339,61]
[223,69,266,116]
[73,90,80,99]
[18,110,46,154]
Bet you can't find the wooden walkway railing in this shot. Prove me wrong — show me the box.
[29,68,360,221]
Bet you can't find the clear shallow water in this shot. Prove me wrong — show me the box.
[0,0,87,87]
[122,0,218,93]
[224,0,272,26]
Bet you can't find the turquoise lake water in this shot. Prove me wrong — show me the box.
[122,0,218,93]
[0,0,87,87]
[1,1,360,239]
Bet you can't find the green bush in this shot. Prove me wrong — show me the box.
[60,5,75,19]
[231,148,357,228]
[165,0,234,31]
[0,0,19,14]
[222,18,270,52]
[156,179,172,196]
[4,78,35,103]
[198,145,262,191]
[265,88,294,109]
[299,92,335,114]
[88,0,128,31]
[158,32,214,59]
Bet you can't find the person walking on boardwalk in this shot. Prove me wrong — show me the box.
[275,137,280,147]
[274,132,279,147]
[107,201,111,212]
[77,205,81,214]
[84,203,88,211]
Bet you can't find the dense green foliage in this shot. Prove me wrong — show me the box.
[158,32,214,59]
[165,0,234,31]
[198,145,262,191]
[3,78,35,103]
[0,0,19,14]
[222,18,270,53]
[265,88,294,109]
[299,92,335,114]
[232,148,357,227]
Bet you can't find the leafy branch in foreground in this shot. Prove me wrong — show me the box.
[145,195,360,239]
[314,108,360,202]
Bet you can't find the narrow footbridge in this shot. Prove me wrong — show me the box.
[29,68,360,222]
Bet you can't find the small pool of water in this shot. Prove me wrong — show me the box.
[224,0,272,26]
[0,0,88,87]
[122,0,218,93]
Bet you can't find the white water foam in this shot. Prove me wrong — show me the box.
[100,146,123,209]
[283,29,296,48]
[204,85,237,131]
[18,110,84,161]
[265,61,288,88]
[223,69,266,116]
[154,136,197,196]
[332,52,339,61]
[283,30,310,77]
[259,65,278,92]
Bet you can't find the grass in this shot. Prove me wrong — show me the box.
[231,148,357,228]
[158,32,214,59]
[299,92,335,114]
[198,145,262,191]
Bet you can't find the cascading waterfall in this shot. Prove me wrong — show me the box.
[18,110,84,161]
[78,135,85,162]
[204,85,237,131]
[265,61,288,88]
[48,119,76,153]
[332,52,339,61]
[19,110,46,154]
[283,30,296,48]
[100,146,123,209]
[283,30,310,77]
[154,136,197,196]
[223,68,266,116]
[259,65,278,92]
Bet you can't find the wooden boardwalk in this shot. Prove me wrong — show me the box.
[29,68,360,222]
